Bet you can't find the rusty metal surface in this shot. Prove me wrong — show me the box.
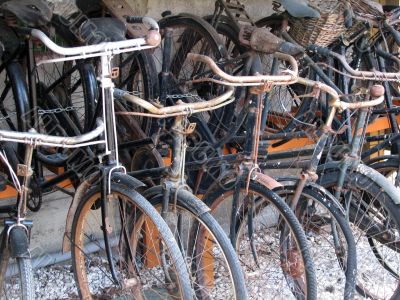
[252,171,283,190]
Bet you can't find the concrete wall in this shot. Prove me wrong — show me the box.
[126,0,274,20]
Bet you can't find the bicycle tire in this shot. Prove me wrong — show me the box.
[17,257,35,300]
[0,61,30,169]
[70,181,192,299]
[318,165,400,299]
[275,182,357,300]
[1,256,35,300]
[143,186,248,299]
[116,49,159,135]
[204,179,317,299]
[367,156,400,187]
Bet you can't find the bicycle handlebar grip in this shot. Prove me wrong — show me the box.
[146,30,161,46]
[126,16,143,23]
[126,16,159,30]
[126,16,160,46]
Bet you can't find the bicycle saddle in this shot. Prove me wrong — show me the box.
[79,17,127,44]
[239,26,303,56]
[0,0,53,27]
[276,0,320,18]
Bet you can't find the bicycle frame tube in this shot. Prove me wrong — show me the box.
[334,109,370,200]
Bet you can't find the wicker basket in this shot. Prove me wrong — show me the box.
[288,0,348,47]
[350,0,384,19]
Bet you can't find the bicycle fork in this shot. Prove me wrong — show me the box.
[0,143,34,288]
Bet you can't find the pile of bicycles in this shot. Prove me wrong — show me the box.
[0,0,400,299]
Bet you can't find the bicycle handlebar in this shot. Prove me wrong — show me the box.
[296,78,384,111]
[113,86,234,117]
[0,119,105,147]
[27,17,160,56]
[187,53,298,84]
[308,44,400,81]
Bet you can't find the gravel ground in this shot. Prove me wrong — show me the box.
[3,231,399,299]
[4,233,346,299]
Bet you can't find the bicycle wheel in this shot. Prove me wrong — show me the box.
[204,179,317,299]
[2,256,35,300]
[157,14,229,135]
[275,182,357,299]
[32,17,97,135]
[115,49,158,136]
[144,186,248,299]
[318,165,400,299]
[70,181,192,299]
[0,60,30,168]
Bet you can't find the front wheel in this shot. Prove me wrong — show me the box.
[70,182,192,299]
[1,254,35,300]
[204,179,317,299]
[275,182,357,299]
[144,186,248,299]
[318,165,400,299]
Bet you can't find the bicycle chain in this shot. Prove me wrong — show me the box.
[0,94,201,122]
[37,105,84,115]
[167,93,204,102]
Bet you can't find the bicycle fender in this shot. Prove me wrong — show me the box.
[356,164,400,205]
[252,171,282,190]
[62,173,98,253]
[112,172,146,190]
[9,226,30,259]
[317,163,400,205]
